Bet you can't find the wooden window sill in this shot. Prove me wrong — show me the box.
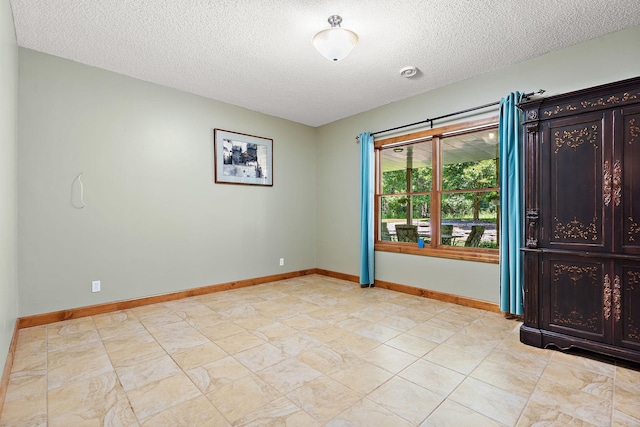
[375,241,499,264]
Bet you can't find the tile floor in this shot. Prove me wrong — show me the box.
[1,274,639,426]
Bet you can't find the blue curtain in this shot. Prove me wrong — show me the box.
[359,132,375,286]
[499,92,524,315]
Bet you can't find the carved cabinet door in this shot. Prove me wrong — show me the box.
[618,105,640,254]
[540,112,612,252]
[541,254,611,344]
[615,261,640,352]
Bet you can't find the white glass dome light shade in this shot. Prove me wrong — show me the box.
[312,16,359,62]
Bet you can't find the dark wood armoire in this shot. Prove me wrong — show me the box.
[518,76,640,363]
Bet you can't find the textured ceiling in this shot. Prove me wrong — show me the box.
[9,1,640,127]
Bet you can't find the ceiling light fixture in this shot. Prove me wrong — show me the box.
[312,15,358,62]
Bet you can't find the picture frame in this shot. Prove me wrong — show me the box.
[213,128,273,186]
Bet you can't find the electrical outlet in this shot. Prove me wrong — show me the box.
[92,280,101,292]
[279,258,285,266]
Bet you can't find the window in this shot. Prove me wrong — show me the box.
[376,117,499,263]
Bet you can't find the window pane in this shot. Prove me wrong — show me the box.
[442,129,498,191]
[379,195,431,242]
[440,192,499,248]
[411,167,432,193]
[381,140,432,194]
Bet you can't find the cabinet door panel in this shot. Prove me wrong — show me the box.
[542,255,610,343]
[619,106,640,254]
[617,262,640,351]
[540,113,611,251]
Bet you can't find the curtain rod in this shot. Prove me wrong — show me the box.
[356,89,545,142]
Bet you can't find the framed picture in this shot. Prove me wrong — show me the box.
[213,129,273,186]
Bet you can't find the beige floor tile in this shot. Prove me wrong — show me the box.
[441,330,501,358]
[10,340,47,373]
[306,307,350,323]
[616,365,640,383]
[485,345,550,377]
[471,314,520,333]
[421,399,505,427]
[4,371,47,403]
[612,409,640,427]
[198,321,246,340]
[47,342,114,390]
[424,313,473,333]
[186,356,252,393]
[102,329,156,353]
[399,307,436,324]
[329,360,393,394]
[286,376,361,424]
[423,343,486,375]
[330,330,380,355]
[170,341,228,371]
[233,313,277,330]
[335,317,373,332]
[94,310,147,339]
[385,333,439,358]
[0,393,46,427]
[234,396,320,427]
[296,345,357,375]
[328,398,414,427]
[4,276,633,427]
[254,321,299,340]
[47,317,96,336]
[304,324,351,343]
[517,400,601,427]
[217,304,260,320]
[252,301,300,320]
[280,313,325,329]
[206,375,282,423]
[354,323,402,343]
[471,358,541,398]
[350,307,394,322]
[146,321,210,354]
[448,377,528,426]
[541,359,614,399]
[214,331,266,354]
[107,339,168,369]
[163,299,215,319]
[550,350,616,378]
[126,373,202,421]
[614,379,640,420]
[136,310,184,329]
[183,311,227,329]
[234,342,289,371]
[129,304,169,318]
[406,323,455,344]
[141,395,228,427]
[48,372,137,427]
[463,324,513,344]
[359,344,417,373]
[116,354,182,391]
[257,358,323,394]
[269,333,322,356]
[367,376,444,425]
[376,314,420,332]
[14,326,46,345]
[530,377,613,426]
[47,326,102,352]
[399,359,465,397]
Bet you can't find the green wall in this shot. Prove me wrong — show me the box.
[18,49,317,316]
[0,0,19,375]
